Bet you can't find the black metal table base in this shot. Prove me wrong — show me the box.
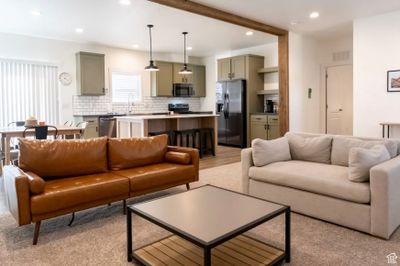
[126,207,291,265]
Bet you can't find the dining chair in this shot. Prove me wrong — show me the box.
[64,121,73,126]
[76,121,89,139]
[23,125,58,140]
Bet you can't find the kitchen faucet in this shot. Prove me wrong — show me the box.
[127,95,134,114]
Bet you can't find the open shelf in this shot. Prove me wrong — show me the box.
[133,234,284,266]
[258,66,279,74]
[257,89,279,95]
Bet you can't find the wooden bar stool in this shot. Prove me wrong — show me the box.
[173,129,196,148]
[148,131,173,145]
[195,128,215,158]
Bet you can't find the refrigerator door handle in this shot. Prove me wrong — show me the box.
[225,94,230,118]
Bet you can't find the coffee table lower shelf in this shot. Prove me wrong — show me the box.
[133,234,285,266]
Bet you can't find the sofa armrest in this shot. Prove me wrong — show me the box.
[241,148,254,194]
[370,155,400,239]
[25,172,45,194]
[167,146,199,181]
[3,165,31,225]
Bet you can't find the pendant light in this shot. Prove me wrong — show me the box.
[179,32,192,75]
[144,24,159,72]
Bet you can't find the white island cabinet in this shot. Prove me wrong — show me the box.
[116,114,218,147]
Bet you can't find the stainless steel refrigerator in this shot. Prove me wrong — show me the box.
[216,79,246,148]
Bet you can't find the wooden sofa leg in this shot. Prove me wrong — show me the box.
[186,183,190,190]
[123,199,127,215]
[33,221,41,245]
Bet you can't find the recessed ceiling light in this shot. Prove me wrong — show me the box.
[309,12,320,19]
[186,46,193,51]
[31,10,41,16]
[75,28,84,33]
[119,0,131,6]
[246,31,254,36]
[132,44,139,49]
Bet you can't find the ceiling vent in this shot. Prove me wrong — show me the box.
[332,51,350,62]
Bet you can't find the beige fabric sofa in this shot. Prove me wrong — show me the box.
[242,132,400,239]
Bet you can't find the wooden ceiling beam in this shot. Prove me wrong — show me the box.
[148,0,288,36]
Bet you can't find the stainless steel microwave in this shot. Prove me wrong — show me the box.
[173,83,194,97]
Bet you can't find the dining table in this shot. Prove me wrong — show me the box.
[0,125,84,165]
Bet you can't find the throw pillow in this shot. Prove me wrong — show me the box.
[331,136,397,166]
[251,137,291,167]
[348,145,391,182]
[285,133,333,164]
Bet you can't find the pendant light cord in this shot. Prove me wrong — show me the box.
[183,32,188,65]
[148,25,153,61]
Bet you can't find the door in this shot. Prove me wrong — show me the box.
[217,58,231,81]
[152,61,173,96]
[226,80,245,147]
[231,56,246,80]
[78,52,105,95]
[251,122,267,140]
[192,65,206,97]
[326,65,353,135]
[216,82,227,145]
[267,115,280,140]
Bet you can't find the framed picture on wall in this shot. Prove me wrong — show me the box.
[387,70,400,92]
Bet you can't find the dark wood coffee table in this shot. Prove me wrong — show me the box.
[127,185,290,265]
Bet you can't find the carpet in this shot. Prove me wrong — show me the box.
[0,162,399,266]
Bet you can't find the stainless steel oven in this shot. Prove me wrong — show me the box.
[173,83,194,97]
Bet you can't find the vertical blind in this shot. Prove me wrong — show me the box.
[0,59,59,127]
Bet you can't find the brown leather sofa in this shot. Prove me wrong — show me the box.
[3,135,199,245]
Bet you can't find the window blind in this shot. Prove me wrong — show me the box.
[0,59,59,127]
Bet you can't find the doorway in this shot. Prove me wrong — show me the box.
[325,65,353,135]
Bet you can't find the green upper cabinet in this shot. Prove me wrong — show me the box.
[76,52,105,96]
[217,55,246,81]
[173,63,193,84]
[217,58,231,81]
[192,65,206,97]
[151,61,206,97]
[151,61,174,97]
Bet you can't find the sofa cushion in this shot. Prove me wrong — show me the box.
[251,137,291,167]
[113,163,196,194]
[165,151,192,165]
[285,133,333,164]
[30,172,129,215]
[249,160,370,204]
[331,136,397,166]
[108,135,168,170]
[348,145,391,182]
[19,137,108,178]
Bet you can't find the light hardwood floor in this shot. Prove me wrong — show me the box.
[199,145,241,170]
[0,145,242,214]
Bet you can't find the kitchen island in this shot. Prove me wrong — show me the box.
[116,114,218,147]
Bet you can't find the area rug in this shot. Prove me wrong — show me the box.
[0,162,399,266]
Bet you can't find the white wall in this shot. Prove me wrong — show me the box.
[317,35,353,132]
[0,32,202,122]
[288,32,321,133]
[353,10,400,138]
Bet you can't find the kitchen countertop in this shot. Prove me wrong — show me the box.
[117,114,218,120]
[73,113,126,117]
[251,113,279,116]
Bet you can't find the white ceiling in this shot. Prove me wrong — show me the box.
[194,0,400,39]
[0,0,277,57]
[1,0,400,56]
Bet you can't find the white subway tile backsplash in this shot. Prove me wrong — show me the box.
[72,95,201,115]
